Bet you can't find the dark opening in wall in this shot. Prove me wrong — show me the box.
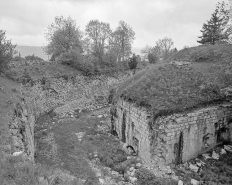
[174,132,183,164]
[121,111,127,143]
[132,136,139,155]
[126,145,136,155]
[216,127,229,144]
[202,133,212,149]
[112,130,118,137]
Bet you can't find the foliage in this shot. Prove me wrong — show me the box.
[110,21,135,61]
[25,54,43,61]
[156,37,174,60]
[128,54,138,73]
[0,30,16,71]
[44,16,83,60]
[114,45,232,118]
[197,1,231,45]
[12,52,23,61]
[85,20,112,61]
[148,52,159,64]
[99,148,127,168]
[135,168,177,185]
[141,37,176,62]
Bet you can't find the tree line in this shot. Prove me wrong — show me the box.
[43,17,136,75]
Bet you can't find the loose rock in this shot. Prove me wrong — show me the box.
[191,179,199,185]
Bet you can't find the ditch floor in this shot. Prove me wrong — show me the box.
[34,107,232,185]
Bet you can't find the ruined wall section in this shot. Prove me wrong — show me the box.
[152,104,232,165]
[112,98,152,163]
[9,99,35,161]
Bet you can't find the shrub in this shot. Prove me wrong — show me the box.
[112,164,127,175]
[135,168,159,185]
[148,52,159,64]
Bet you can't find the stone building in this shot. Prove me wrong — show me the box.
[111,62,232,166]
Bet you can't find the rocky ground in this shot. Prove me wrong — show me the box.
[35,107,144,185]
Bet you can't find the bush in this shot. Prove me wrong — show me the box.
[0,30,16,72]
[112,164,127,175]
[25,54,43,61]
[148,52,159,64]
[135,168,159,185]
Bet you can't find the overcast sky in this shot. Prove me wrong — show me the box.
[0,0,228,51]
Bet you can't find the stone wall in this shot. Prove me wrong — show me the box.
[111,98,232,166]
[22,72,131,118]
[111,98,152,164]
[9,98,35,161]
[151,104,232,165]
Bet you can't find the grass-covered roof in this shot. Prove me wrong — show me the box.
[114,44,232,117]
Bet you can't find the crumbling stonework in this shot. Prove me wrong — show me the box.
[9,99,35,161]
[111,99,152,163]
[111,98,232,166]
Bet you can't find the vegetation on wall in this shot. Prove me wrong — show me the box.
[114,44,232,118]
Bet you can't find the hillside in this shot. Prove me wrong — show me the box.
[114,44,232,117]
[167,44,232,64]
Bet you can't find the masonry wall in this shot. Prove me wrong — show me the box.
[10,99,35,161]
[112,99,232,166]
[111,98,152,163]
[151,104,232,165]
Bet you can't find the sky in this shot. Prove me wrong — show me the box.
[0,0,229,52]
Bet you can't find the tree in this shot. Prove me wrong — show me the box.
[44,16,83,60]
[156,37,174,60]
[0,30,16,71]
[141,45,161,63]
[85,20,112,61]
[197,1,231,45]
[128,53,137,74]
[112,21,135,61]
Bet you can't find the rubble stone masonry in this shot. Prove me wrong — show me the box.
[112,99,232,166]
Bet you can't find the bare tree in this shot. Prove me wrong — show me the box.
[156,37,174,60]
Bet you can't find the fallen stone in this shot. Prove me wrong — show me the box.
[196,160,205,167]
[220,148,227,155]
[96,172,101,177]
[130,169,136,176]
[112,171,119,176]
[129,176,137,184]
[189,163,199,173]
[191,179,199,185]
[75,132,85,141]
[136,163,142,168]
[13,151,23,156]
[129,167,135,172]
[224,145,232,152]
[212,151,219,160]
[202,153,211,160]
[98,115,103,118]
[160,165,172,174]
[178,180,184,185]
[38,176,45,183]
[99,178,105,184]
[127,156,132,160]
